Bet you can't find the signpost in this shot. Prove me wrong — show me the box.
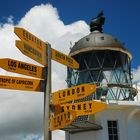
[50,110,77,131]
[0,27,108,140]
[0,75,44,92]
[14,27,47,50]
[0,58,46,79]
[44,44,52,140]
[16,40,47,66]
[52,84,96,105]
[14,27,47,66]
[59,100,107,116]
[51,48,79,69]
[14,27,79,69]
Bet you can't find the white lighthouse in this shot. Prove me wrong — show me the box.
[64,12,140,140]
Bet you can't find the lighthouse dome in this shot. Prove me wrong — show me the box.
[70,31,132,59]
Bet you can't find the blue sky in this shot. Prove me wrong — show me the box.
[0,1,140,140]
[0,0,140,68]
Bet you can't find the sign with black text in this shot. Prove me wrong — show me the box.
[0,58,46,79]
[0,75,45,92]
[50,110,76,131]
[52,84,96,105]
[59,100,107,116]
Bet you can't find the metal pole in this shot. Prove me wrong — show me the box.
[44,43,52,140]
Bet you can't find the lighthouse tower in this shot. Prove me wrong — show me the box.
[65,12,140,140]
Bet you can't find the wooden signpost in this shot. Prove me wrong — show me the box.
[51,48,79,69]
[0,75,44,92]
[0,58,46,79]
[16,40,47,66]
[59,100,107,116]
[50,110,77,131]
[14,27,46,51]
[14,27,47,66]
[14,27,79,69]
[0,27,108,140]
[52,84,96,105]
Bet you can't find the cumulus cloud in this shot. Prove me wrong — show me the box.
[132,66,140,101]
[7,16,14,24]
[132,66,140,83]
[0,3,89,140]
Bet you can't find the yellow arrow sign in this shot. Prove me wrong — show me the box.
[59,100,107,116]
[0,75,45,92]
[52,84,96,105]
[14,27,79,69]
[50,110,77,131]
[0,58,47,79]
[16,40,47,66]
[14,27,47,50]
[51,48,79,69]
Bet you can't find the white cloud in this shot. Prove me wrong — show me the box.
[132,66,140,101]
[0,3,89,140]
[7,16,14,24]
[133,66,140,83]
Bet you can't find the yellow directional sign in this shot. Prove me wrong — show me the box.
[51,48,79,69]
[14,27,47,50]
[0,75,44,92]
[59,100,107,116]
[0,58,46,79]
[50,110,77,131]
[16,40,47,66]
[14,27,47,66]
[52,84,96,105]
[14,27,79,69]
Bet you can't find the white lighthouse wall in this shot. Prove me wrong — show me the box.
[66,104,140,140]
[127,108,140,140]
[95,109,128,140]
[65,131,96,140]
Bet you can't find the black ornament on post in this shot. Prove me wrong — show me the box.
[90,11,105,32]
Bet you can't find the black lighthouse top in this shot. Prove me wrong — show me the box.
[69,11,132,60]
[90,11,105,32]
